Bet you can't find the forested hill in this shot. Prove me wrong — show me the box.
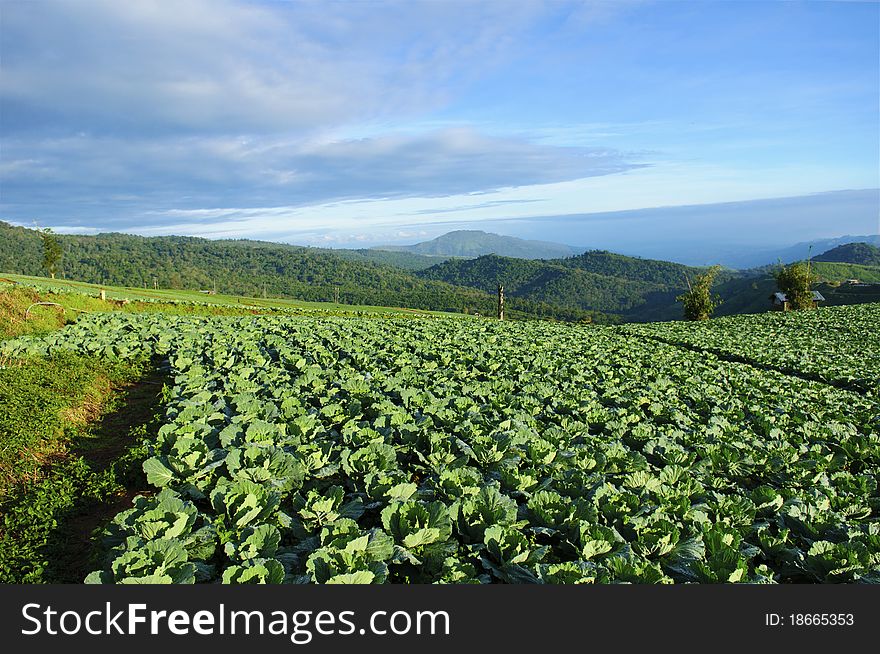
[374,230,581,259]
[556,250,739,286]
[813,242,880,266]
[0,222,600,321]
[6,221,876,323]
[416,252,729,320]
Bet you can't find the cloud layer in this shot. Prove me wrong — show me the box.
[1,0,545,136]
[1,1,644,227]
[1,1,876,254]
[0,129,642,222]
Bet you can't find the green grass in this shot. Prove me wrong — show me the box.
[1,273,454,317]
[1,276,457,341]
[810,261,880,284]
[0,351,164,582]
[0,284,276,340]
[0,351,145,490]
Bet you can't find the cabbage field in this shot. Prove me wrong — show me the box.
[622,304,880,396]
[2,304,878,584]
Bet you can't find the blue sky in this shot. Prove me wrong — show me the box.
[1,0,877,256]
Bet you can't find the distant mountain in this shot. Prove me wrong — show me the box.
[813,242,880,266]
[373,230,582,259]
[371,228,880,271]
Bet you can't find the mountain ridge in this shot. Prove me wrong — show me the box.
[372,230,583,259]
[3,221,877,323]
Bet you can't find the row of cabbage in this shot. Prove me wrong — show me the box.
[2,310,878,583]
[622,303,880,395]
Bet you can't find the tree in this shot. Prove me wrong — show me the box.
[39,228,62,279]
[677,265,722,320]
[775,261,818,310]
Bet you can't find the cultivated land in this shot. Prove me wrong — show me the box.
[1,273,448,318]
[1,284,877,584]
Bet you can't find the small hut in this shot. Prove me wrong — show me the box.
[769,291,825,311]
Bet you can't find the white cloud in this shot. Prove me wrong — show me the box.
[0,128,641,215]
[0,0,549,135]
[2,0,874,253]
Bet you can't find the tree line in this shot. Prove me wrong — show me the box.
[0,222,601,322]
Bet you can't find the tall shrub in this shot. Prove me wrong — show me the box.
[775,262,818,310]
[677,265,722,321]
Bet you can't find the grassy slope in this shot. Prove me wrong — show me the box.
[0,351,163,582]
[0,353,145,491]
[810,261,880,283]
[0,283,278,340]
[1,274,449,335]
[813,242,880,266]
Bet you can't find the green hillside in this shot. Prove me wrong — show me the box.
[558,250,737,286]
[711,261,880,316]
[743,259,880,284]
[810,261,880,283]
[417,251,735,320]
[333,248,451,271]
[419,255,656,316]
[0,222,595,322]
[813,242,880,266]
[404,248,880,321]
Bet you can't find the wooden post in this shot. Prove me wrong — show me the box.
[99,289,106,301]
[497,284,504,321]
